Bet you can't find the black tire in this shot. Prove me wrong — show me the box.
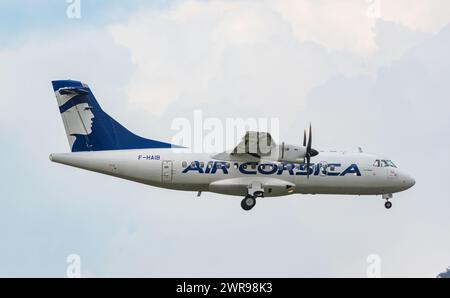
[241,196,256,211]
[385,201,392,209]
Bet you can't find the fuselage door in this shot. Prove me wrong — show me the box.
[162,160,173,183]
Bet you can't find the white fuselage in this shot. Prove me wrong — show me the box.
[50,148,415,198]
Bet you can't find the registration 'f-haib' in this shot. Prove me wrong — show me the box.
[49,80,415,211]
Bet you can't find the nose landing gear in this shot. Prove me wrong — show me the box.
[382,193,393,209]
[384,201,392,209]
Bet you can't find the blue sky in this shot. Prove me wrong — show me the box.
[0,0,170,47]
[1,0,450,277]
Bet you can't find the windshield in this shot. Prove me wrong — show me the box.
[374,159,397,168]
[385,160,397,168]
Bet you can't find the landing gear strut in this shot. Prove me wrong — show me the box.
[241,195,256,211]
[241,182,264,211]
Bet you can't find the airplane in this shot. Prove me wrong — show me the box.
[49,80,416,211]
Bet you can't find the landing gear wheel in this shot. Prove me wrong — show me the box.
[384,201,392,209]
[241,195,256,211]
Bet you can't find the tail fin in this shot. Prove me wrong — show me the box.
[52,80,178,152]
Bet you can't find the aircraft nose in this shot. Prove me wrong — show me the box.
[402,173,416,189]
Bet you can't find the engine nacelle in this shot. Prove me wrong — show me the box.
[277,142,307,163]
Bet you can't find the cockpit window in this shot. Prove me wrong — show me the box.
[374,159,397,168]
[380,160,397,168]
[385,160,397,168]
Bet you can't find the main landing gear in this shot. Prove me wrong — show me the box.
[383,193,393,209]
[241,195,256,211]
[241,182,264,211]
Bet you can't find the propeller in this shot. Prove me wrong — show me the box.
[303,129,307,147]
[304,124,319,179]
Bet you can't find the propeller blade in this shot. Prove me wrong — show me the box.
[306,124,315,179]
[303,123,318,179]
[307,123,312,151]
[303,130,307,147]
[306,155,311,179]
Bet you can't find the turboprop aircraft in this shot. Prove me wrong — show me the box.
[49,80,415,211]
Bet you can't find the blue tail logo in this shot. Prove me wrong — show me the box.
[52,80,179,152]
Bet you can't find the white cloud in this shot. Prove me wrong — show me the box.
[269,0,377,54]
[270,0,450,53]
[380,0,450,33]
[110,0,367,118]
[110,0,449,119]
